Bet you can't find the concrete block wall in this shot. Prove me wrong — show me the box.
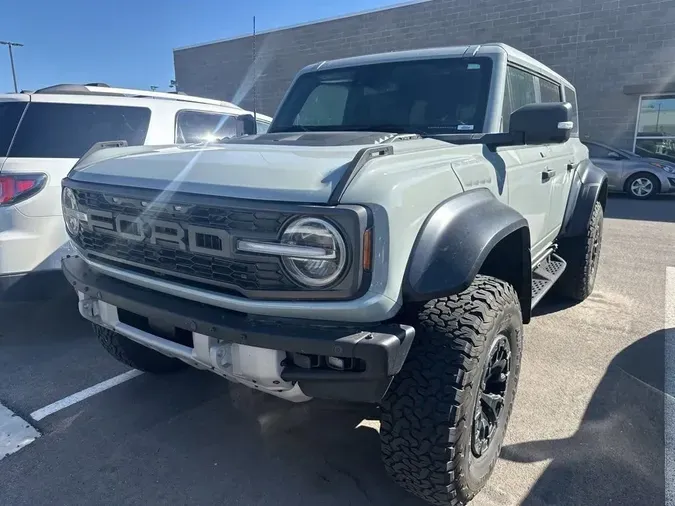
[174,0,675,149]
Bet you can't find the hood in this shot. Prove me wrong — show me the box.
[69,143,368,204]
[67,132,425,203]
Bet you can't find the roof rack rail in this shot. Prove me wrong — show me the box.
[34,84,92,94]
[30,83,241,109]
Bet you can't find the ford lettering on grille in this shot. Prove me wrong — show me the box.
[85,210,232,258]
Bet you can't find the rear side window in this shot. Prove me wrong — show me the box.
[564,86,580,137]
[0,101,27,157]
[8,103,150,158]
[175,111,241,143]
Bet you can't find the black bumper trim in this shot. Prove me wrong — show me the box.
[62,256,414,403]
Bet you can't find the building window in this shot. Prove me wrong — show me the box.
[634,94,675,163]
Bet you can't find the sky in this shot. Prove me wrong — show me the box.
[0,0,403,94]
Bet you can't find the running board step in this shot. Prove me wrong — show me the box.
[531,252,567,309]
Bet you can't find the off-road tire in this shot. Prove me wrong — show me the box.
[93,324,186,374]
[555,201,603,302]
[380,275,523,506]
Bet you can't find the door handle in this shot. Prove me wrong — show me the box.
[541,169,556,182]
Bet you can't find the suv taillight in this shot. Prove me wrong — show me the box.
[0,174,48,206]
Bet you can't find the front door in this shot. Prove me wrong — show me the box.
[498,144,554,258]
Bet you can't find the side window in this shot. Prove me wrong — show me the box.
[502,66,562,132]
[538,78,561,103]
[294,84,349,126]
[256,121,270,134]
[175,111,238,143]
[508,67,537,112]
[502,66,537,131]
[563,86,580,137]
[585,143,611,158]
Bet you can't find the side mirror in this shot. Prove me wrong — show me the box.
[607,151,623,160]
[509,102,573,145]
[237,114,258,136]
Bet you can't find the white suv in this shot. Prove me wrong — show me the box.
[0,83,271,300]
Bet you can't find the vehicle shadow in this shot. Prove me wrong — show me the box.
[605,193,675,223]
[500,328,669,505]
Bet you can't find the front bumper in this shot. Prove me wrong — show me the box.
[62,256,415,403]
[666,177,675,192]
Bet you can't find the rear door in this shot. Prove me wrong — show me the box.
[542,80,575,239]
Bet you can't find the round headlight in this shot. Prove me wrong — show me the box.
[280,217,347,288]
[62,187,80,235]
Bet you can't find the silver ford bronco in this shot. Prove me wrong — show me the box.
[61,43,607,505]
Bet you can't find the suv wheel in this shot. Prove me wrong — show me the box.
[556,201,603,302]
[626,173,659,199]
[93,324,186,374]
[380,275,523,506]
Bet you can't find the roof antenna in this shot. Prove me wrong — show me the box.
[252,15,257,124]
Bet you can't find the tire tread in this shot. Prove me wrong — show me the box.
[380,275,522,506]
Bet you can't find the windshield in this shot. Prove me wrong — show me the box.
[270,57,493,135]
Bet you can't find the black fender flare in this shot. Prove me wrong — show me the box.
[560,159,608,238]
[403,188,530,304]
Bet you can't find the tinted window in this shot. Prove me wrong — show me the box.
[9,102,150,158]
[271,57,493,134]
[8,103,150,158]
[256,120,270,134]
[0,101,28,157]
[584,143,613,158]
[176,111,241,143]
[563,86,579,136]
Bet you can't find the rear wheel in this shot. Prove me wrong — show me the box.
[93,324,186,374]
[625,173,659,199]
[556,201,603,302]
[380,276,523,506]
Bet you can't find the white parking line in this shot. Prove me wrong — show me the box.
[30,369,143,422]
[1,403,40,461]
[665,267,674,506]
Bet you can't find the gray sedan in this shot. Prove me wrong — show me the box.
[583,140,675,199]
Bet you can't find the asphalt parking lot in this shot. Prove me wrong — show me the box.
[1,195,673,506]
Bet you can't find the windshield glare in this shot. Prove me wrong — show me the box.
[270,57,493,135]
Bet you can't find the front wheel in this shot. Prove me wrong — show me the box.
[93,324,187,374]
[380,275,523,506]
